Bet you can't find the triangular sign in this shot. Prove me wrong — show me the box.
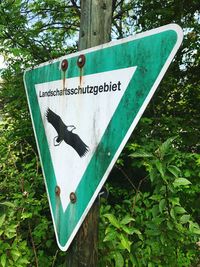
[24,24,183,251]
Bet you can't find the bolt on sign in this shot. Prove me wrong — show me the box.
[23,24,183,251]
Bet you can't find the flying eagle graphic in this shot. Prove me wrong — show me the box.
[46,108,89,157]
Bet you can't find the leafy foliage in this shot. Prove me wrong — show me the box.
[99,138,200,266]
[0,0,199,266]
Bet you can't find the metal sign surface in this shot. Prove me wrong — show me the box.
[23,24,183,251]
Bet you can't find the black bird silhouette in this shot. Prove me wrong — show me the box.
[46,108,89,157]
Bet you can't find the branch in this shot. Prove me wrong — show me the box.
[115,164,148,214]
[112,20,124,38]
[70,0,81,16]
[51,250,59,267]
[3,30,49,61]
[34,22,79,32]
[115,165,137,192]
[132,175,148,213]
[28,221,39,267]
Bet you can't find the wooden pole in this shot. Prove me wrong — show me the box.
[79,0,112,50]
[65,0,112,266]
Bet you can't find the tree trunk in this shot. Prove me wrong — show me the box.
[65,0,112,266]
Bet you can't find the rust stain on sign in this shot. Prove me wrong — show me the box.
[77,54,86,86]
[55,185,61,196]
[55,185,61,232]
[63,72,66,89]
[61,59,68,89]
[79,68,84,86]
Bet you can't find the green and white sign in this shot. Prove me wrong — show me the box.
[24,24,183,251]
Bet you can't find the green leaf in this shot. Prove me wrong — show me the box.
[8,224,17,233]
[132,229,142,236]
[152,205,159,217]
[103,231,117,242]
[113,252,124,267]
[173,178,191,187]
[0,201,15,208]
[174,206,186,214]
[130,254,138,265]
[129,151,154,158]
[167,165,181,177]
[149,168,157,183]
[11,249,21,261]
[150,195,161,201]
[189,221,200,232]
[1,254,6,267]
[170,208,176,220]
[121,215,135,225]
[104,214,121,229]
[192,228,200,235]
[121,225,134,235]
[180,214,190,224]
[159,199,166,213]
[155,161,165,179]
[21,212,32,219]
[5,231,16,239]
[45,240,52,248]
[159,137,177,157]
[0,214,6,228]
[167,221,173,230]
[17,258,30,264]
[120,234,132,252]
[145,229,160,236]
[169,197,180,206]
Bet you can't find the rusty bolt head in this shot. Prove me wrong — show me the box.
[77,54,86,68]
[55,186,61,196]
[70,192,77,203]
[61,59,68,71]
